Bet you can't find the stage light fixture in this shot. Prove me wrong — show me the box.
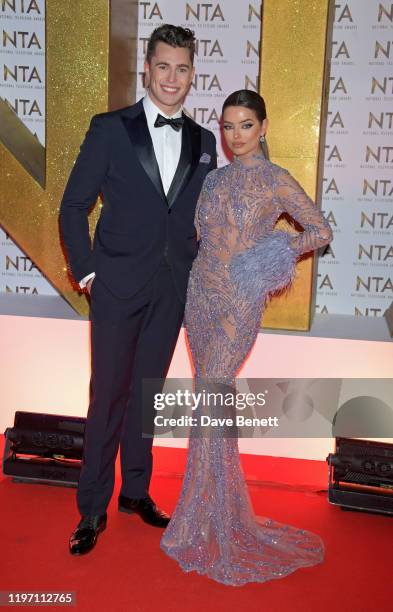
[327,437,393,516]
[2,411,86,487]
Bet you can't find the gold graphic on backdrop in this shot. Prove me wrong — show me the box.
[0,99,45,188]
[0,1,138,317]
[261,0,333,330]
[0,1,110,316]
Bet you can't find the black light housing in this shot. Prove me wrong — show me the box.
[327,437,393,516]
[2,411,86,487]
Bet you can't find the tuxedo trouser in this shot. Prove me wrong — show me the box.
[76,262,184,516]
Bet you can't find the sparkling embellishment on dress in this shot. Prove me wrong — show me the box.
[160,155,332,586]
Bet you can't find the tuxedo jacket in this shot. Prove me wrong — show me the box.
[59,99,217,302]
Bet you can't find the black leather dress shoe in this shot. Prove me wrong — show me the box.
[118,494,170,527]
[69,513,107,556]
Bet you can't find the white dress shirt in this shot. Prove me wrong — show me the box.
[142,93,183,195]
[80,92,183,289]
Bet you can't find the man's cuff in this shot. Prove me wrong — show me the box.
[79,272,95,289]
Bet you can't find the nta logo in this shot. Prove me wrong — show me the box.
[371,76,393,94]
[1,0,40,13]
[139,2,163,20]
[368,111,393,129]
[332,41,350,59]
[365,145,393,163]
[248,4,261,22]
[186,3,224,21]
[329,76,348,94]
[6,286,38,294]
[334,4,353,23]
[183,106,220,124]
[6,255,38,272]
[374,40,393,59]
[3,64,42,83]
[355,307,382,317]
[358,244,393,261]
[191,73,222,91]
[323,178,340,194]
[195,39,223,57]
[378,3,393,22]
[2,30,41,49]
[246,40,259,58]
[4,97,42,116]
[363,179,393,196]
[356,276,393,292]
[361,211,393,229]
[317,273,334,290]
[328,111,345,129]
[325,145,343,163]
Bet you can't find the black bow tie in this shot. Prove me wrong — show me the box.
[154,113,184,132]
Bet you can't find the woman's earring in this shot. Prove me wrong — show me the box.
[259,134,265,143]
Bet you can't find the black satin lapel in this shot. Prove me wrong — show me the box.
[166,122,192,207]
[188,118,202,178]
[121,112,166,203]
[166,116,201,207]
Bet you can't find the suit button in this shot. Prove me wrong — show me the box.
[168,208,171,214]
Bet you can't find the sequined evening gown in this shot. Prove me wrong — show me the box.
[160,155,332,586]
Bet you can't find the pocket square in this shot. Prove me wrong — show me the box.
[199,153,211,164]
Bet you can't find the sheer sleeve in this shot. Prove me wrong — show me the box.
[274,169,333,256]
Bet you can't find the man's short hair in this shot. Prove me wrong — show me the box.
[146,24,196,64]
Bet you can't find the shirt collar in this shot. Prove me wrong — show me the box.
[143,92,183,127]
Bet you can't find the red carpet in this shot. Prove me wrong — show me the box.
[0,439,391,612]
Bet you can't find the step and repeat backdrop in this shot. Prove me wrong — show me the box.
[318,0,393,317]
[136,0,262,166]
[0,0,392,319]
[0,0,57,296]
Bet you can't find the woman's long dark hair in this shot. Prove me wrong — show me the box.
[222,90,269,159]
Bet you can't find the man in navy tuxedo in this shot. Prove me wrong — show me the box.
[60,24,217,555]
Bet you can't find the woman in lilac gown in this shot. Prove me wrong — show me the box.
[161,90,333,586]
